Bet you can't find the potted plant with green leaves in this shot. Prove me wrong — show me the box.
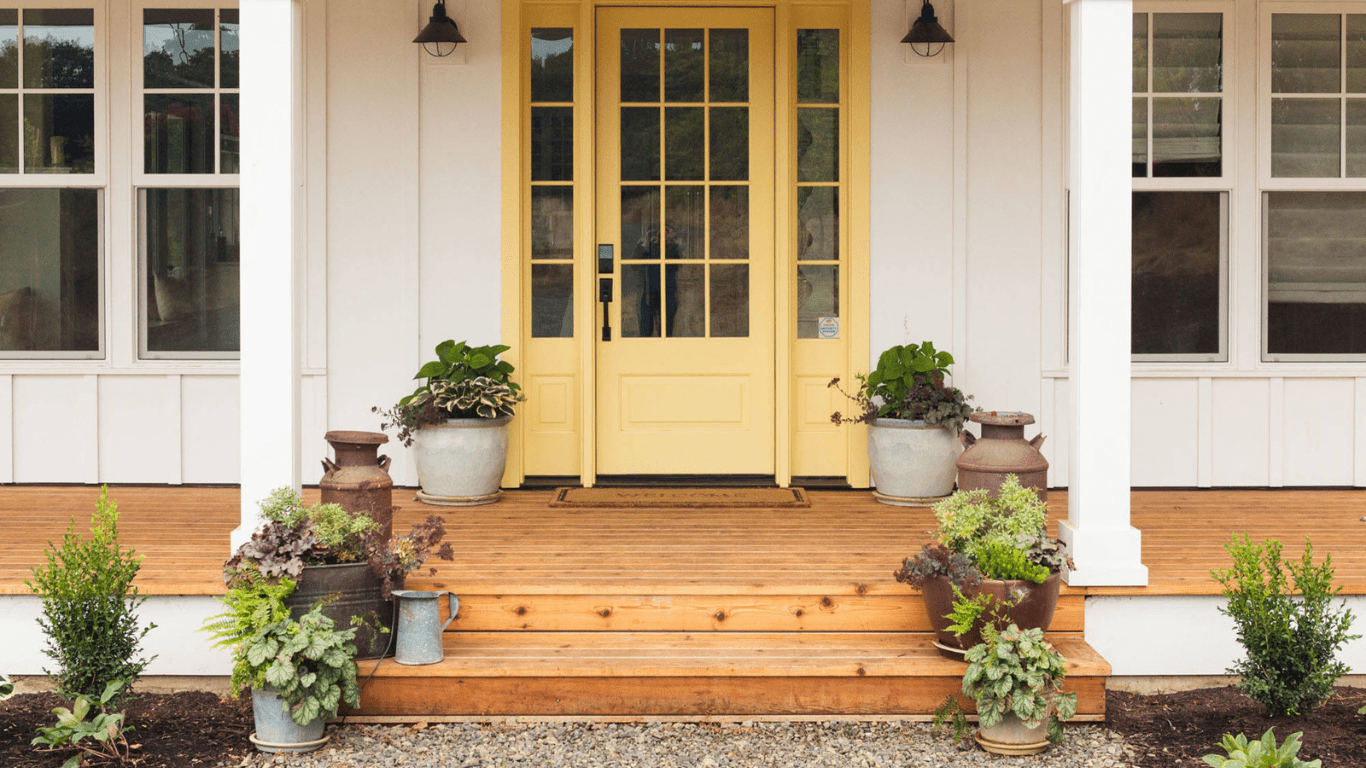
[375,340,526,505]
[961,623,1077,755]
[830,341,975,504]
[893,475,1070,657]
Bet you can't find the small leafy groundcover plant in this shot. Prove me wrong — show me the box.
[374,340,526,446]
[0,673,13,700]
[1202,729,1321,768]
[1211,535,1359,717]
[961,623,1077,744]
[31,679,136,768]
[829,341,977,434]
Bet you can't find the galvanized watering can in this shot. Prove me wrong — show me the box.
[390,589,459,665]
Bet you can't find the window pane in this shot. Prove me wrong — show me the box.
[23,94,95,173]
[1271,98,1340,178]
[22,9,94,89]
[1132,13,1147,93]
[1133,97,1148,176]
[1272,14,1340,94]
[664,29,703,103]
[531,106,573,182]
[621,263,660,337]
[1266,192,1366,355]
[221,93,239,173]
[797,264,838,339]
[709,185,747,260]
[1349,15,1366,93]
[709,106,748,181]
[797,30,839,104]
[531,28,573,103]
[144,9,216,89]
[619,107,659,181]
[665,263,704,337]
[1132,192,1222,356]
[531,263,573,338]
[0,188,100,353]
[664,185,703,259]
[798,187,838,261]
[145,94,216,173]
[1153,14,1221,93]
[710,264,748,337]
[531,187,573,259]
[797,108,838,182]
[141,188,240,355]
[0,10,17,89]
[220,9,239,89]
[622,186,661,260]
[664,106,703,180]
[709,29,748,103]
[0,94,17,173]
[1152,97,1221,177]
[1349,99,1366,177]
[621,29,660,103]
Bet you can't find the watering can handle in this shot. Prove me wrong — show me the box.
[442,592,460,632]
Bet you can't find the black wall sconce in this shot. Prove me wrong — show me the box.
[902,0,954,58]
[414,0,466,57]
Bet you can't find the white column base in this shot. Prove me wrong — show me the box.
[1058,519,1148,586]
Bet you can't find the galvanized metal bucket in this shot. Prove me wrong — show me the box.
[391,589,459,665]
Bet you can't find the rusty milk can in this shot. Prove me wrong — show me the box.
[956,411,1049,501]
[320,430,395,543]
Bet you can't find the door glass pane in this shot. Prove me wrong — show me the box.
[0,10,17,89]
[709,29,748,102]
[221,9,239,89]
[221,93,239,174]
[145,94,216,174]
[665,106,703,180]
[143,9,216,89]
[665,29,703,103]
[22,9,94,89]
[709,107,748,181]
[1349,99,1366,176]
[665,263,704,337]
[1152,14,1221,93]
[621,29,660,103]
[797,29,839,104]
[710,264,748,337]
[621,263,660,337]
[1152,97,1221,177]
[1272,98,1340,177]
[797,265,838,339]
[798,187,838,260]
[532,187,573,259]
[620,107,660,181]
[1272,14,1341,94]
[798,108,838,182]
[23,94,95,173]
[0,188,100,353]
[1132,192,1223,356]
[622,186,661,260]
[531,263,573,338]
[1133,97,1148,176]
[1132,13,1147,93]
[1266,192,1366,355]
[141,188,241,355]
[531,106,574,181]
[0,95,18,172]
[710,185,748,260]
[665,185,703,259]
[531,28,574,103]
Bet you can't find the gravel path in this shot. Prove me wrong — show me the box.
[229,721,1138,768]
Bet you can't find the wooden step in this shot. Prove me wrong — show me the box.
[348,632,1109,718]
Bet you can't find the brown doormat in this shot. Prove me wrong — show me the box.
[549,487,810,508]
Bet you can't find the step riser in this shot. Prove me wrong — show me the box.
[351,676,1107,718]
[447,594,1085,633]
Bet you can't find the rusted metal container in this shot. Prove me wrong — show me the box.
[320,430,394,543]
[286,563,394,659]
[956,411,1049,501]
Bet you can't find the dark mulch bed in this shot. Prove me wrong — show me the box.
[1107,685,1366,767]
[0,690,255,768]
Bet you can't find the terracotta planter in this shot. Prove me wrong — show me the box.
[866,418,962,504]
[920,571,1062,656]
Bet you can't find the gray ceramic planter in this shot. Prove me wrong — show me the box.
[411,416,512,500]
[866,418,962,501]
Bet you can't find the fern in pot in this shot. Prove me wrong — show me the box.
[375,340,525,505]
[829,341,975,503]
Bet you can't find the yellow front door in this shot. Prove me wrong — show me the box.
[595,8,776,475]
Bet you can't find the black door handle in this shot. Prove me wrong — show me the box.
[600,277,613,341]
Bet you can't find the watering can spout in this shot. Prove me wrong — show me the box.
[391,589,459,666]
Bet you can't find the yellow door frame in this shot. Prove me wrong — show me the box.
[500,0,871,488]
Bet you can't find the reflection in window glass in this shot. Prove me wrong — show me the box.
[220,9,239,89]
[798,108,838,182]
[1132,192,1223,357]
[1132,97,1147,176]
[0,188,100,354]
[619,107,659,181]
[797,264,838,339]
[1132,14,1147,93]
[1152,14,1221,93]
[665,263,704,337]
[621,263,660,337]
[23,94,95,174]
[140,188,240,356]
[221,93,239,173]
[22,9,94,89]
[144,9,215,89]
[709,186,748,260]
[531,28,573,103]
[1348,99,1366,177]
[620,29,660,103]
[665,185,703,259]
[664,29,703,103]
[531,187,573,259]
[531,263,573,337]
[796,29,838,104]
[622,186,661,259]
[145,94,216,173]
[709,107,748,181]
[710,264,748,337]
[1266,192,1366,356]
[664,106,703,180]
[1,10,17,89]
[1272,14,1340,95]
[0,95,18,172]
[1272,98,1340,178]
[709,29,748,102]
[1152,97,1221,177]
[531,106,574,181]
[798,187,838,261]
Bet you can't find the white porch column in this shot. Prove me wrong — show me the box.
[233,0,302,550]
[1059,0,1147,586]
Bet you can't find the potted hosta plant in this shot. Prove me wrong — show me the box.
[962,623,1077,755]
[893,475,1070,657]
[375,340,526,505]
[830,341,975,504]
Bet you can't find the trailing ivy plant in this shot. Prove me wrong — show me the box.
[961,624,1078,743]
[26,488,154,702]
[1211,536,1359,717]
[240,602,361,726]
[1201,729,1321,768]
[31,678,136,768]
[828,341,977,433]
[374,340,527,445]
